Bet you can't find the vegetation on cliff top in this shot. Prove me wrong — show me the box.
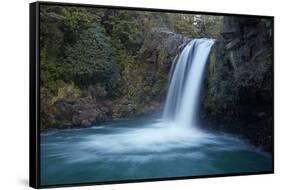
[40,5,221,129]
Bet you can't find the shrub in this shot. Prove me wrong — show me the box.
[65,25,120,96]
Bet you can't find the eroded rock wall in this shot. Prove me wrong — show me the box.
[203,16,273,151]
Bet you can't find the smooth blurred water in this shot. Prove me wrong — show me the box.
[163,39,214,127]
[41,117,272,186]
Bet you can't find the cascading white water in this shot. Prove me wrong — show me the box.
[163,38,214,127]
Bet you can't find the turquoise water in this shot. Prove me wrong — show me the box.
[40,117,272,186]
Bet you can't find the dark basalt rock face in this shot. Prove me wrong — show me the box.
[220,17,273,77]
[203,16,273,151]
[138,28,189,68]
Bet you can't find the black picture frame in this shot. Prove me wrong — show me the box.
[30,1,274,189]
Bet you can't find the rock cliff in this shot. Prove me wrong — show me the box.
[203,16,273,151]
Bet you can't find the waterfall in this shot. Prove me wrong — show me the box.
[163,38,214,127]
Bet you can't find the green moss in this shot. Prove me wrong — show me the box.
[204,42,238,117]
[157,49,168,65]
[50,83,82,104]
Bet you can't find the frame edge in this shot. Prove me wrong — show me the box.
[29,1,40,189]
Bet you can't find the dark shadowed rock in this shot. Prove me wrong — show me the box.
[220,16,241,42]
[220,17,273,86]
[88,84,107,100]
[203,16,273,151]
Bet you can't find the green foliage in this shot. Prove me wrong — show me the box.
[40,6,92,57]
[50,82,82,104]
[157,49,168,65]
[65,25,120,96]
[60,7,92,44]
[167,14,221,38]
[167,13,197,36]
[192,15,221,38]
[40,48,66,94]
[40,5,94,95]
[102,10,144,55]
[115,48,136,70]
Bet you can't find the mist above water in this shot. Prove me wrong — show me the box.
[42,119,255,165]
